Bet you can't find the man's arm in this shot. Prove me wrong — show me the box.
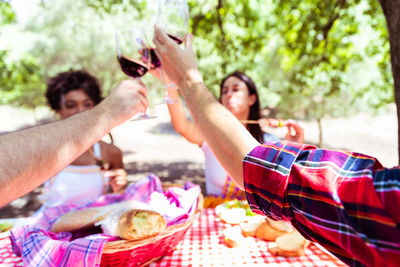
[0,79,148,207]
[153,27,259,188]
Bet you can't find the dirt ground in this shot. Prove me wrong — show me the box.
[0,104,397,218]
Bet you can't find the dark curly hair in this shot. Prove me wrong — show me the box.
[46,70,103,111]
[219,71,264,143]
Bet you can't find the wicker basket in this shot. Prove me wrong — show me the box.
[100,186,203,267]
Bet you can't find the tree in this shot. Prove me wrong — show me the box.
[188,0,392,146]
[0,0,162,108]
[1,0,394,151]
[378,0,400,163]
[0,1,44,108]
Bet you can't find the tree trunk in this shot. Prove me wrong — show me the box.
[317,118,323,147]
[378,0,400,165]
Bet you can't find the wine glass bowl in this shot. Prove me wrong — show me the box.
[115,28,150,78]
[154,0,189,103]
[115,28,155,120]
[157,0,189,42]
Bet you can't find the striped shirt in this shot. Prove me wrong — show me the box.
[243,141,400,266]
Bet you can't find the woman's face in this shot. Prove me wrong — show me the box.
[57,89,95,119]
[220,76,256,119]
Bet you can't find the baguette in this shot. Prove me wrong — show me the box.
[51,200,151,233]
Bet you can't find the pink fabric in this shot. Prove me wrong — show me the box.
[10,174,200,267]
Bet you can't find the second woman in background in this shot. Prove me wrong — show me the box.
[157,71,304,207]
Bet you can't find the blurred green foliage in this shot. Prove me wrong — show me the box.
[0,0,393,126]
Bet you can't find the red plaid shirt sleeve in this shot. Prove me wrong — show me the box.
[243,141,400,267]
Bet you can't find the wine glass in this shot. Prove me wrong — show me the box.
[115,27,155,120]
[155,0,189,103]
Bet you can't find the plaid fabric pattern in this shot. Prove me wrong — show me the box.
[243,141,400,267]
[1,209,347,266]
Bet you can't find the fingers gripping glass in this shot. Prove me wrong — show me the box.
[115,28,155,120]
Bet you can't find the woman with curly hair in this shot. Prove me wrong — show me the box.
[39,70,127,208]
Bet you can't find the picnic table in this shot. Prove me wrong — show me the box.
[0,209,346,266]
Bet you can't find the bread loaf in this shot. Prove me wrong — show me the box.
[50,200,151,233]
[104,209,166,241]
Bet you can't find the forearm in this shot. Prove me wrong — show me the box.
[179,73,259,188]
[166,88,188,133]
[167,88,204,145]
[0,105,113,207]
[152,28,258,187]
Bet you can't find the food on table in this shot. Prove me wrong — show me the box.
[215,200,255,224]
[101,209,166,241]
[218,207,247,225]
[223,226,246,248]
[203,195,227,209]
[255,218,293,241]
[51,200,150,233]
[0,222,13,232]
[255,221,288,241]
[217,200,310,256]
[239,215,264,236]
[265,217,293,233]
[268,230,310,257]
[51,200,166,241]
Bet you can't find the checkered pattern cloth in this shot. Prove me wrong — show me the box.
[147,209,346,266]
[0,209,346,266]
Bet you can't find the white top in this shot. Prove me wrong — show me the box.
[201,133,281,196]
[39,143,109,207]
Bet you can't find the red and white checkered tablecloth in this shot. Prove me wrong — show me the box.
[0,209,347,266]
[148,209,347,266]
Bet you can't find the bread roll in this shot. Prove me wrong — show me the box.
[268,230,310,257]
[268,242,306,257]
[223,227,245,248]
[109,209,166,241]
[275,230,309,251]
[218,208,247,225]
[265,218,293,233]
[51,200,151,233]
[240,216,264,237]
[255,221,286,241]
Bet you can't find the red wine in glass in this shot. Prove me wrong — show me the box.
[117,55,149,78]
[150,34,182,69]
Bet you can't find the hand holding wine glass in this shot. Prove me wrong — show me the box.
[153,25,202,89]
[115,27,154,120]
